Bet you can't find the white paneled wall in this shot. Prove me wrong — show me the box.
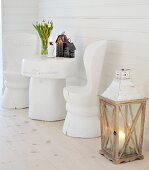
[2,0,38,33]
[38,0,149,96]
[2,0,38,70]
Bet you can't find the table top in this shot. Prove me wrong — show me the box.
[21,56,77,79]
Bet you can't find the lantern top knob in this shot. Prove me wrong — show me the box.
[101,69,145,101]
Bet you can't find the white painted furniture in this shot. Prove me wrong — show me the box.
[2,33,37,109]
[22,57,76,121]
[63,40,107,138]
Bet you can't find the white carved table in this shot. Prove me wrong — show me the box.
[21,56,76,121]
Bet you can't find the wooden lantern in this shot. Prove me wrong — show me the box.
[99,69,148,164]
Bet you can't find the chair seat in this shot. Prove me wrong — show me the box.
[64,85,89,94]
[63,86,96,106]
[66,103,99,116]
[4,71,29,88]
[4,71,29,81]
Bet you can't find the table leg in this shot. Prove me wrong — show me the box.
[29,77,66,121]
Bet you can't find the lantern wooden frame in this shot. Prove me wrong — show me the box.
[99,96,147,164]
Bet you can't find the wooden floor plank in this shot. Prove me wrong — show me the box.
[0,108,149,170]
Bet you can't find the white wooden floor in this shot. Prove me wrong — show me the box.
[0,108,149,170]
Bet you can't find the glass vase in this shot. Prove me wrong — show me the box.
[41,39,48,55]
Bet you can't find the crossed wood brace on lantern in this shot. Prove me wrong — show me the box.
[99,96,147,164]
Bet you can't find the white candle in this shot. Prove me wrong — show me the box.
[119,131,125,150]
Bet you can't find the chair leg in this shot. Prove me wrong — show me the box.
[63,111,101,138]
[2,87,29,109]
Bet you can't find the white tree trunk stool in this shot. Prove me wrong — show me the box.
[22,56,76,121]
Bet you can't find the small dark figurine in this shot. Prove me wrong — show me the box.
[55,32,76,58]
[63,41,76,58]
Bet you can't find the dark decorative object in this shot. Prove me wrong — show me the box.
[55,32,76,58]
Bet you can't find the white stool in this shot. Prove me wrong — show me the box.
[22,57,76,121]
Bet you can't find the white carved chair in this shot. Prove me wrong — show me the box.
[2,33,37,109]
[63,40,107,138]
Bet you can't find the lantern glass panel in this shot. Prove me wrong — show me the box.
[130,103,142,142]
[104,104,115,152]
[118,103,142,157]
